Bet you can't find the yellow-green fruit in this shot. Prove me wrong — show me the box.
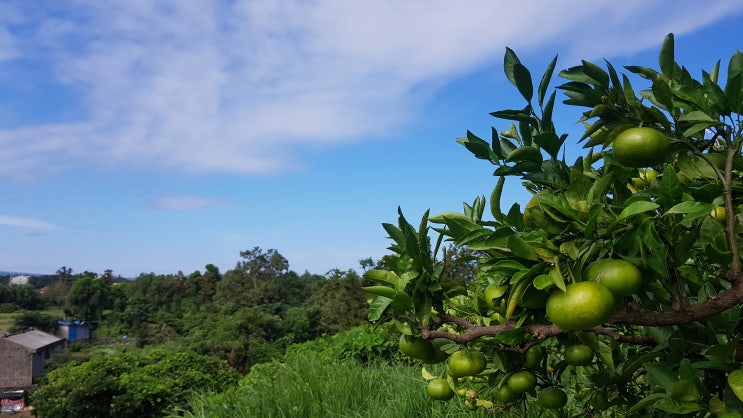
[585,259,643,298]
[507,370,537,393]
[447,349,487,377]
[538,387,568,409]
[524,345,543,369]
[426,378,454,401]
[630,169,659,190]
[711,206,726,222]
[484,283,506,309]
[564,344,594,366]
[613,127,669,167]
[546,282,615,330]
[399,334,433,360]
[492,384,519,403]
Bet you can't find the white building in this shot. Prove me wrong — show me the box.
[9,276,30,286]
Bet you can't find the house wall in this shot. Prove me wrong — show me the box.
[0,340,32,389]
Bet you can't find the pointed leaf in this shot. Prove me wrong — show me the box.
[659,33,675,78]
[504,47,522,88]
[538,55,558,106]
[613,200,660,224]
[582,60,609,88]
[507,235,538,260]
[513,63,533,102]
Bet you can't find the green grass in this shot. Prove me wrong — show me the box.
[169,351,549,418]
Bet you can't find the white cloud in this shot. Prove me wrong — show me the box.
[0,214,57,229]
[0,1,741,177]
[149,195,224,212]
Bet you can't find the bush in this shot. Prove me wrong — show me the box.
[31,348,239,418]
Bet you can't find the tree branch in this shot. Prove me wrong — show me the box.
[419,312,656,347]
[610,274,743,325]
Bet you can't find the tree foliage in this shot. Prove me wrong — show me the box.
[31,348,240,418]
[364,34,743,415]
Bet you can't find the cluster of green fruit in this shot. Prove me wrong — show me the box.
[409,335,607,411]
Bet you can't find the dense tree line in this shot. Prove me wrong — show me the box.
[2,247,370,371]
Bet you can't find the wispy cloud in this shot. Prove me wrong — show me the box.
[149,195,224,212]
[0,214,57,229]
[0,1,741,177]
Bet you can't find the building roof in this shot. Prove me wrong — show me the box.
[3,329,64,351]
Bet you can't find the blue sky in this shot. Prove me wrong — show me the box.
[1,1,742,278]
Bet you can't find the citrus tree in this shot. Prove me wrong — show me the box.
[363,34,743,416]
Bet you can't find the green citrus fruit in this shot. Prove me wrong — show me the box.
[523,197,566,234]
[426,378,454,401]
[399,334,433,360]
[524,345,544,369]
[584,258,642,298]
[507,370,537,393]
[564,344,594,366]
[447,349,487,377]
[546,282,615,330]
[711,206,726,222]
[538,387,568,409]
[613,127,669,167]
[484,283,507,309]
[629,168,659,191]
[492,384,519,403]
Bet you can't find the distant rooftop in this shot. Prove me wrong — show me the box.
[3,329,64,351]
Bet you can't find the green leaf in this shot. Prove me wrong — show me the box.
[457,131,494,161]
[513,63,533,102]
[581,60,610,88]
[670,379,701,402]
[622,74,640,111]
[532,274,553,290]
[494,327,527,345]
[613,200,660,225]
[727,49,743,87]
[533,131,563,159]
[367,295,392,321]
[508,235,538,260]
[659,33,675,78]
[654,398,702,414]
[504,47,522,88]
[645,363,679,392]
[628,393,666,413]
[651,79,673,110]
[548,266,566,292]
[490,108,533,122]
[725,73,742,114]
[490,176,506,222]
[728,369,743,402]
[363,269,401,287]
[678,110,716,122]
[362,286,413,311]
[666,201,714,215]
[541,91,556,132]
[538,55,558,107]
[506,146,543,164]
[625,65,661,82]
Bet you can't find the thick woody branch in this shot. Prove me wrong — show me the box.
[419,312,656,347]
[610,274,743,325]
